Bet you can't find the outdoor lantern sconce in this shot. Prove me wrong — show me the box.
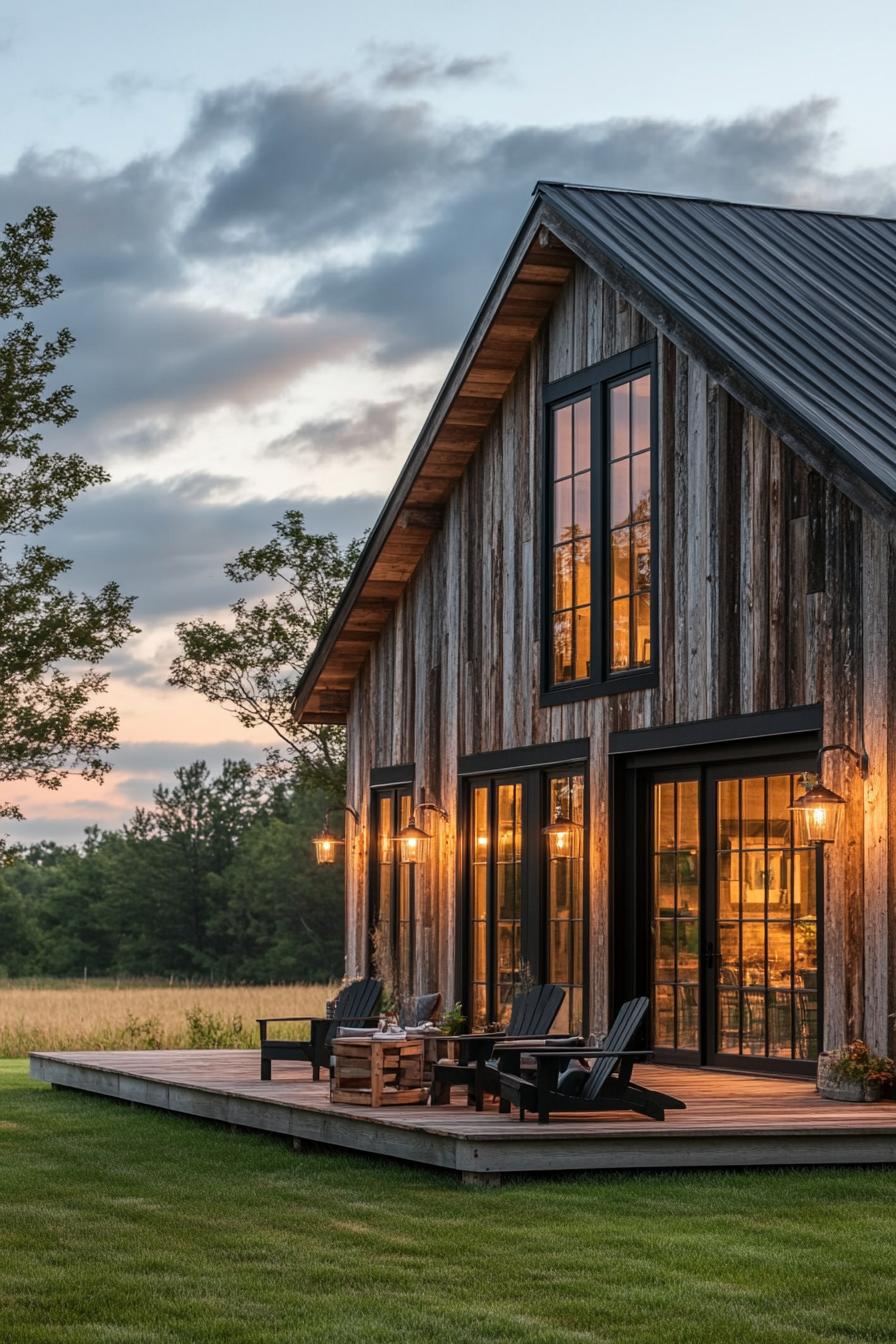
[543,809,584,861]
[395,800,448,865]
[312,805,360,865]
[789,744,868,847]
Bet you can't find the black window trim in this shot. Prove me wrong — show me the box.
[541,339,659,706]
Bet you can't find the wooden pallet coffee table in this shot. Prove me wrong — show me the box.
[330,1036,427,1107]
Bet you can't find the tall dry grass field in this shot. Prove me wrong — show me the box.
[0,981,336,1057]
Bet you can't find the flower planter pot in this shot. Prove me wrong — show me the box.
[817,1053,882,1102]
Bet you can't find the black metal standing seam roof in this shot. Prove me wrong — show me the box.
[538,183,896,506]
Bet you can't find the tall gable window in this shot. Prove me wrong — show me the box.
[543,342,657,703]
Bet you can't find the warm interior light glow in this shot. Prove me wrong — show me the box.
[790,775,846,846]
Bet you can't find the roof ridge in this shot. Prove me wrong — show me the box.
[534,180,896,225]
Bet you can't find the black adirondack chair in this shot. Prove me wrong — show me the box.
[493,996,687,1124]
[258,978,382,1081]
[430,984,573,1111]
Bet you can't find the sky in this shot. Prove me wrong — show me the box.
[3,0,896,845]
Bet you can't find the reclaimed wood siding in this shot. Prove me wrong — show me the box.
[345,261,896,1052]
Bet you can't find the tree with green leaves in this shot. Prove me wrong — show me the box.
[170,510,364,797]
[3,762,344,982]
[0,206,136,845]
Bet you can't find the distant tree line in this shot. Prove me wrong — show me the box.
[0,761,345,982]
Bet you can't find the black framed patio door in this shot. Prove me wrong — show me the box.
[468,772,535,1030]
[464,765,587,1034]
[369,783,414,993]
[703,764,821,1074]
[628,755,822,1077]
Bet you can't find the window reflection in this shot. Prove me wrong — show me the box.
[651,779,700,1052]
[548,362,653,687]
[716,773,818,1061]
[373,787,415,999]
[608,372,652,672]
[547,773,585,1035]
[550,394,591,684]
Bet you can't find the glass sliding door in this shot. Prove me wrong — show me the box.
[649,776,700,1059]
[470,785,490,1031]
[466,766,586,1034]
[468,776,526,1029]
[546,772,585,1035]
[711,770,819,1067]
[375,792,394,939]
[495,782,523,1023]
[370,784,414,993]
[642,760,821,1074]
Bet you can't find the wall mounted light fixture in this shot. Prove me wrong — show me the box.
[312,804,360,865]
[789,743,868,846]
[395,799,448,864]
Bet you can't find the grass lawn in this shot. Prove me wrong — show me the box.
[1,1060,894,1344]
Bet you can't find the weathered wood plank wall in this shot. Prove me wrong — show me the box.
[345,260,895,1053]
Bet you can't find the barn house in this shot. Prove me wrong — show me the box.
[294,183,896,1078]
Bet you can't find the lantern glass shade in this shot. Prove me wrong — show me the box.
[790,780,846,846]
[544,817,583,861]
[395,820,430,864]
[312,827,340,865]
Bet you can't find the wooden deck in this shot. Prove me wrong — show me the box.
[30,1050,896,1185]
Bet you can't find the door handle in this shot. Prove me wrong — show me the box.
[703,942,721,970]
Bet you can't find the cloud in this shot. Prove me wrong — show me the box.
[177,83,896,367]
[0,142,368,442]
[105,71,193,103]
[285,97,896,360]
[54,289,364,432]
[0,148,181,293]
[5,85,896,465]
[43,473,383,620]
[369,45,503,91]
[179,81,476,257]
[265,395,428,464]
[110,739,269,774]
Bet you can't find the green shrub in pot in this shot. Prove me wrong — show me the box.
[818,1040,895,1102]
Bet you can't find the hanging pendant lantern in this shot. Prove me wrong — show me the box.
[543,813,583,861]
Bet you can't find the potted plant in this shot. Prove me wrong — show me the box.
[817,1040,895,1102]
[438,1002,466,1036]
